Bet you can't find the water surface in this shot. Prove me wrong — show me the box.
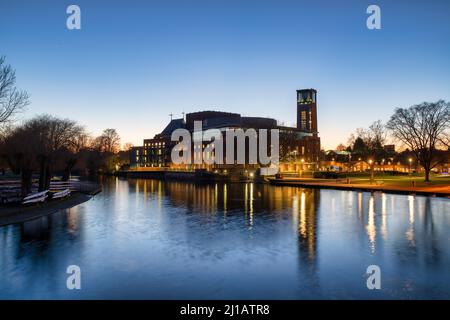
[0,178,449,299]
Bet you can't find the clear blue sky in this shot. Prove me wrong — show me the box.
[1,0,449,149]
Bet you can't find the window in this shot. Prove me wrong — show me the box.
[301,111,307,129]
[309,112,312,130]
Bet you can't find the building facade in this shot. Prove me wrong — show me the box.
[130,89,322,174]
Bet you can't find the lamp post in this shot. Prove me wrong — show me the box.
[301,158,305,178]
[368,159,374,184]
[409,158,415,187]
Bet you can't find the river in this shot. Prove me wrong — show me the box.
[0,178,449,299]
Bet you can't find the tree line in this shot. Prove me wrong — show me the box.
[0,57,131,197]
[340,101,450,181]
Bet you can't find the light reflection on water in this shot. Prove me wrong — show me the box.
[0,177,449,299]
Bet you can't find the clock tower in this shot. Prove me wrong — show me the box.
[296,88,318,137]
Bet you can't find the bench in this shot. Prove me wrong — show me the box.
[52,189,71,199]
[22,190,48,204]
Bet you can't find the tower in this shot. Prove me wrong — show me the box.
[296,89,318,137]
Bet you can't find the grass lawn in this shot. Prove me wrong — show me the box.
[347,174,450,188]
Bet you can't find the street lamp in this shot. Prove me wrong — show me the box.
[408,157,414,187]
[300,158,305,177]
[368,159,374,184]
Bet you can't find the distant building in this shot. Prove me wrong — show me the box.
[130,89,321,173]
[383,144,396,154]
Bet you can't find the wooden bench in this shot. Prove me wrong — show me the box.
[22,190,48,204]
[52,189,71,199]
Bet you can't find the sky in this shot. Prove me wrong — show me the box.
[0,0,449,150]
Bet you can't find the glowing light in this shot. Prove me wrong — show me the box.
[366,196,376,254]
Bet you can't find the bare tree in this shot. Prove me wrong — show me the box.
[1,124,41,196]
[60,127,90,180]
[438,130,450,149]
[23,115,83,190]
[350,120,387,181]
[122,142,134,151]
[0,56,29,126]
[387,100,450,181]
[96,128,121,153]
[279,130,300,162]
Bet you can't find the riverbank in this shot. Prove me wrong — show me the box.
[270,178,450,198]
[119,169,257,182]
[0,192,93,227]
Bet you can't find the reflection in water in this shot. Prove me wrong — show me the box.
[0,177,449,299]
[21,217,51,242]
[381,193,387,240]
[366,195,376,254]
[406,196,415,245]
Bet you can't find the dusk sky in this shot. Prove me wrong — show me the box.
[1,0,449,149]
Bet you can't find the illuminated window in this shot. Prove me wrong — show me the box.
[309,112,312,130]
[301,111,307,129]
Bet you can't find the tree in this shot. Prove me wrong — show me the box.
[439,130,450,149]
[95,128,121,153]
[349,120,387,181]
[122,142,134,151]
[279,130,301,162]
[21,115,83,190]
[60,128,90,180]
[1,124,41,196]
[387,100,450,181]
[0,56,29,126]
[336,143,347,151]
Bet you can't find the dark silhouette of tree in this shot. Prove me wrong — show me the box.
[279,130,300,162]
[349,120,388,181]
[352,137,367,155]
[387,100,450,181]
[24,115,82,190]
[95,128,121,153]
[60,129,89,180]
[1,115,85,194]
[1,124,40,196]
[122,142,134,151]
[0,56,29,126]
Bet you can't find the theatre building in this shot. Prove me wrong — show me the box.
[130,89,321,174]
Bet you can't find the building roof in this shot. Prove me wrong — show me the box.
[326,150,351,156]
[158,118,185,137]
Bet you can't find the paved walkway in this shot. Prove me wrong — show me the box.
[270,178,450,197]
